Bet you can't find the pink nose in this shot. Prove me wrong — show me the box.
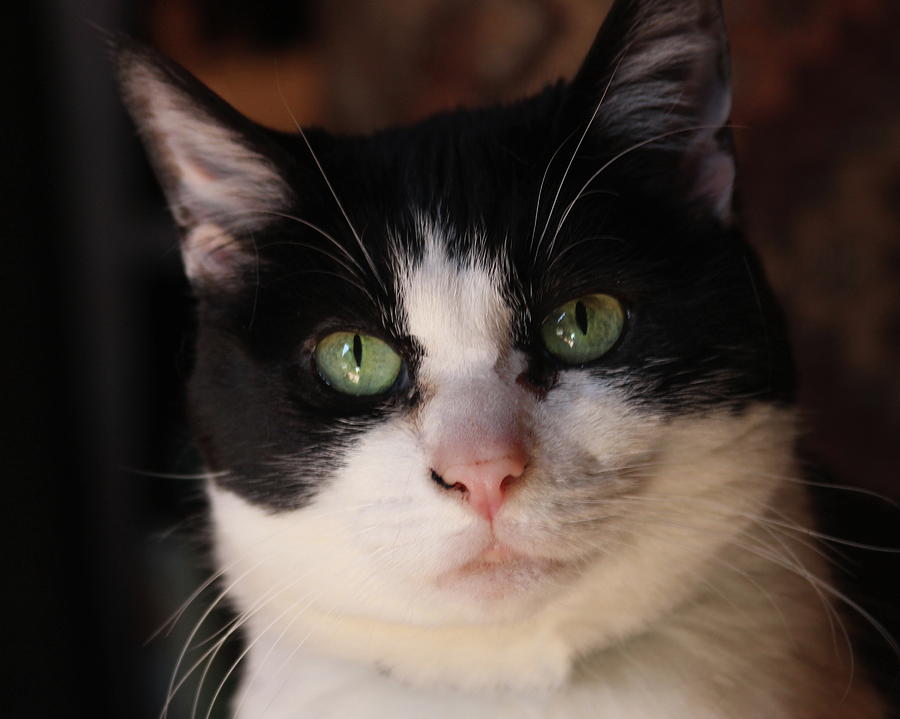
[434,448,528,522]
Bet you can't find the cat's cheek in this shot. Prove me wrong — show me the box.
[331,429,488,579]
[205,420,486,623]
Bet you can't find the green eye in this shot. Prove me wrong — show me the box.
[314,332,402,396]
[541,293,624,364]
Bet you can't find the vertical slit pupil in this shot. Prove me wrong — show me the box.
[352,334,363,367]
[575,301,589,335]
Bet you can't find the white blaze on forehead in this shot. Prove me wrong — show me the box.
[398,229,511,381]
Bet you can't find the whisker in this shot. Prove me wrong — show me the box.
[544,229,623,274]
[203,588,322,719]
[548,123,739,254]
[230,592,321,718]
[148,564,228,646]
[275,66,386,294]
[744,538,900,659]
[759,520,847,671]
[601,491,900,556]
[533,52,627,260]
[187,571,310,719]
[755,472,900,510]
[530,128,578,250]
[121,467,227,481]
[160,562,263,719]
[244,541,414,717]
[259,210,368,278]
[606,507,900,664]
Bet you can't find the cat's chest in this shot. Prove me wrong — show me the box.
[230,635,772,719]
[234,664,694,719]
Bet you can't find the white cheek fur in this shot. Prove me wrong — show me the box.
[210,396,800,693]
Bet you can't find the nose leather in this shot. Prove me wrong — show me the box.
[422,374,529,521]
[436,446,527,521]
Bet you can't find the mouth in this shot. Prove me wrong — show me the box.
[435,541,571,600]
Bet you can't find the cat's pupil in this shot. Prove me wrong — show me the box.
[575,301,589,336]
[353,334,363,367]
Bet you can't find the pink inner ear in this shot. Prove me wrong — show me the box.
[182,223,253,284]
[693,149,735,222]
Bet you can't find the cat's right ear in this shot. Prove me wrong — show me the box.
[116,42,292,287]
[565,0,736,223]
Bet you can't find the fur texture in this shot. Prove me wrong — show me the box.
[118,0,886,716]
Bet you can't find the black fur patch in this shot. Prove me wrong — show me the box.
[120,0,794,512]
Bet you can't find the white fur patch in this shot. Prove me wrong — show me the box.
[398,227,511,380]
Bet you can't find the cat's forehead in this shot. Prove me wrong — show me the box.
[395,216,514,379]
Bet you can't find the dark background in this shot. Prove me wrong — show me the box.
[3,1,898,717]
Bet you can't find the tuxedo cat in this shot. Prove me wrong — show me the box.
[119,0,886,716]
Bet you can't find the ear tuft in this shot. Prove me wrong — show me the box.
[180,223,257,287]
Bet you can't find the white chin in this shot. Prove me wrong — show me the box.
[433,545,576,609]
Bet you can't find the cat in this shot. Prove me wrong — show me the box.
[118,0,888,716]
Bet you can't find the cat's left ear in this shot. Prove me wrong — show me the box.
[116,41,292,287]
[568,0,735,222]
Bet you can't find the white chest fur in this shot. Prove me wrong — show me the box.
[228,569,880,719]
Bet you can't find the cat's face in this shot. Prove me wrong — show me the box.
[121,0,797,688]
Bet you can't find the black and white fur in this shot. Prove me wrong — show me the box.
[119,0,886,716]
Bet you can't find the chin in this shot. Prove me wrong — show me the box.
[427,542,583,623]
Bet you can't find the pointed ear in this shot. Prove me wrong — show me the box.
[570,0,735,220]
[116,42,292,285]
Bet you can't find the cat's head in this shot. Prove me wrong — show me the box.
[120,0,796,690]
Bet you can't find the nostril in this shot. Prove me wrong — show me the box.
[430,455,528,521]
[500,474,519,493]
[430,469,450,489]
[430,469,466,493]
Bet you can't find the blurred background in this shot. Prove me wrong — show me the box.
[3,0,899,716]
